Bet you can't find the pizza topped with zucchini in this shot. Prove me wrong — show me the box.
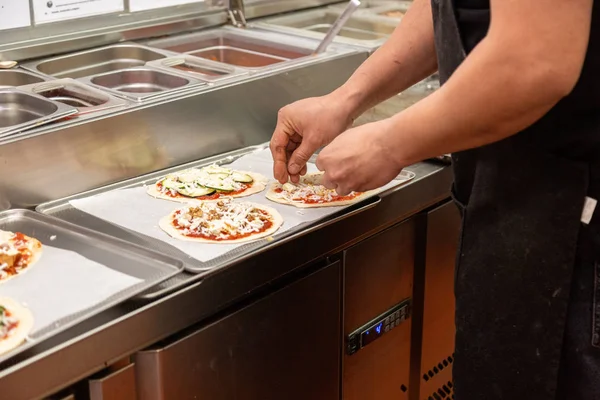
[148,165,267,203]
[0,230,43,284]
[159,199,283,244]
[0,297,33,355]
[266,172,376,208]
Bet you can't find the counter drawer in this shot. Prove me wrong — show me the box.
[89,363,137,400]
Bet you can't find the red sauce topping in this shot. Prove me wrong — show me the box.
[157,182,251,199]
[0,232,34,280]
[171,209,273,241]
[1,309,19,338]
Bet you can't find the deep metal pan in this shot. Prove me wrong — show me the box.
[0,89,78,139]
[18,78,129,116]
[36,144,409,299]
[0,209,183,364]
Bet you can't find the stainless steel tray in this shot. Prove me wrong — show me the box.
[22,43,177,80]
[0,89,78,138]
[0,69,48,89]
[36,144,400,299]
[18,78,129,116]
[78,66,207,103]
[0,209,183,363]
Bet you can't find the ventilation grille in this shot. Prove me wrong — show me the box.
[423,354,454,382]
[425,381,454,400]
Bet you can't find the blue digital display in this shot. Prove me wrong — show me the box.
[361,321,385,346]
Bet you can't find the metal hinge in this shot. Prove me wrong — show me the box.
[228,0,247,28]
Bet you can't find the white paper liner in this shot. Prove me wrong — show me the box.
[69,149,412,263]
[0,245,143,336]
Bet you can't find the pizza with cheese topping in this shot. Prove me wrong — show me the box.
[266,172,376,208]
[159,199,283,243]
[148,164,267,203]
[0,231,42,284]
[0,297,33,355]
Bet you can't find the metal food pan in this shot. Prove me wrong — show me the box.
[329,0,395,9]
[0,209,183,362]
[188,47,289,69]
[255,9,396,47]
[146,55,249,83]
[22,43,176,80]
[146,28,314,61]
[79,67,207,103]
[18,78,129,116]
[0,69,48,89]
[0,89,78,139]
[36,144,414,299]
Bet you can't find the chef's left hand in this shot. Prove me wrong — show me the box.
[315,119,403,195]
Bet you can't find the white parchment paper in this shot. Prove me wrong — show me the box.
[69,149,412,263]
[0,245,142,335]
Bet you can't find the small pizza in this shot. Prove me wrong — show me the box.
[266,172,376,208]
[0,297,33,355]
[148,164,267,203]
[0,231,43,284]
[159,200,283,244]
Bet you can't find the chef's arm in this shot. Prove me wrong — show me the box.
[383,0,592,167]
[332,0,438,120]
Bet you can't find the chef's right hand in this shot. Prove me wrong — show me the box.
[270,94,354,184]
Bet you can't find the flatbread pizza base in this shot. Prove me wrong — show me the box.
[147,171,268,203]
[0,235,43,286]
[159,203,283,244]
[265,172,378,208]
[0,297,34,356]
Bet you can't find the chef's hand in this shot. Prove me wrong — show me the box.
[270,94,354,184]
[316,119,403,195]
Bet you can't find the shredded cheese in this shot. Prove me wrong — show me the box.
[274,179,359,204]
[173,199,272,240]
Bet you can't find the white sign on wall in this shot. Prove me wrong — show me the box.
[33,0,125,24]
[0,1,31,30]
[129,0,205,12]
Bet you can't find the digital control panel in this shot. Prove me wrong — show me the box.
[346,299,411,355]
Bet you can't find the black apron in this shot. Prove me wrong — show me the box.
[431,0,600,398]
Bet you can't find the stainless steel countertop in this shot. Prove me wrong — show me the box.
[0,160,451,400]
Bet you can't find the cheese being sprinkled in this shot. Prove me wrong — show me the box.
[273,178,359,204]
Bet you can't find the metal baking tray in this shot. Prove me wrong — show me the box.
[22,43,175,80]
[146,55,249,83]
[0,69,48,89]
[0,89,78,138]
[37,144,415,299]
[0,209,183,363]
[78,67,207,103]
[18,78,129,116]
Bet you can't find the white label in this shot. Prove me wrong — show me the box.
[33,0,124,24]
[0,2,31,30]
[581,196,597,225]
[129,0,205,12]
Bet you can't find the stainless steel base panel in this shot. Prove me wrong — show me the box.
[135,260,342,400]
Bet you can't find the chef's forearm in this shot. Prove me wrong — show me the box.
[384,38,584,167]
[382,0,591,168]
[330,0,438,120]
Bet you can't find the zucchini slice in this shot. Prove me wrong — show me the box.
[177,185,215,197]
[231,172,253,183]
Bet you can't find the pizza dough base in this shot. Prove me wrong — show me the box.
[159,203,284,244]
[0,235,43,286]
[147,171,268,203]
[265,172,378,208]
[0,297,34,356]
